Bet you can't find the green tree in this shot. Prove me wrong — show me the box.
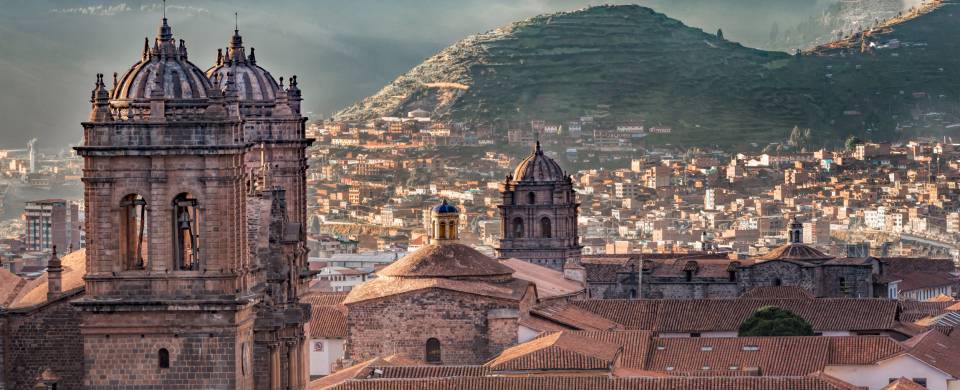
[844,135,864,151]
[717,28,724,40]
[738,306,815,337]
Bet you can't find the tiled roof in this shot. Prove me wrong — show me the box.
[485,331,621,372]
[305,292,349,339]
[559,298,899,332]
[881,378,927,390]
[500,258,584,299]
[0,268,26,307]
[531,302,622,331]
[377,243,514,278]
[895,271,958,292]
[899,300,954,322]
[740,286,814,299]
[647,336,901,376]
[343,276,530,305]
[323,376,857,389]
[901,330,960,378]
[10,249,86,309]
[755,243,833,262]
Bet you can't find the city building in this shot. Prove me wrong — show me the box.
[23,199,80,253]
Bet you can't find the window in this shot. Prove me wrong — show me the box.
[512,217,524,238]
[314,341,324,352]
[527,192,536,204]
[425,338,441,364]
[685,270,693,282]
[120,194,148,270]
[912,378,926,387]
[158,348,170,368]
[540,217,552,238]
[690,332,701,337]
[629,288,637,299]
[172,193,200,270]
[728,270,736,282]
[774,278,782,286]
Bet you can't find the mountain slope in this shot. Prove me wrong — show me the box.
[336,2,960,146]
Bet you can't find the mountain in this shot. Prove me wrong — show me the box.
[335,1,960,147]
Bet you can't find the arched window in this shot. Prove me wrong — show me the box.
[425,338,441,364]
[158,348,170,368]
[512,217,524,238]
[774,278,782,286]
[839,277,848,296]
[172,193,200,270]
[527,192,536,204]
[120,194,148,270]
[629,288,637,299]
[540,217,552,238]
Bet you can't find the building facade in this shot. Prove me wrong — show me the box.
[71,16,311,389]
[496,142,582,270]
[24,199,80,253]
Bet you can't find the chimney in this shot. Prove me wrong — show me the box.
[47,246,63,301]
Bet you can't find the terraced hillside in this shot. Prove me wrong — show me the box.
[336,2,960,146]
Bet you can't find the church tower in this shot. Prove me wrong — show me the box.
[496,142,581,270]
[75,16,309,389]
[429,199,460,244]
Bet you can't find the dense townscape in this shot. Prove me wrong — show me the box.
[1,1,960,390]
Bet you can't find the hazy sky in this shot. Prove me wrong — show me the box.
[0,0,846,150]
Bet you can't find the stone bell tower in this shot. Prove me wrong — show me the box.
[497,142,582,270]
[74,16,264,389]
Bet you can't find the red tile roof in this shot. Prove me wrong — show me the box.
[485,331,621,372]
[561,298,899,333]
[305,292,349,339]
[322,376,857,389]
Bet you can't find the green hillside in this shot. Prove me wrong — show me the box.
[335,2,960,147]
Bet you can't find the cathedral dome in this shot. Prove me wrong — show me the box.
[755,243,834,263]
[432,199,459,214]
[512,141,566,182]
[377,243,514,279]
[205,29,281,102]
[113,18,212,101]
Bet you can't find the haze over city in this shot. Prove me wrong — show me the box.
[0,1,959,389]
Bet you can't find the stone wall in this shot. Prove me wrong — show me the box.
[82,332,247,389]
[347,289,519,365]
[1,296,83,390]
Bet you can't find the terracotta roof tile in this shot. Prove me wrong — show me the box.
[740,286,814,299]
[901,330,960,377]
[881,378,927,390]
[322,376,857,389]
[500,258,584,299]
[485,331,621,372]
[755,243,833,262]
[343,277,530,305]
[561,298,899,333]
[377,243,513,278]
[10,249,86,308]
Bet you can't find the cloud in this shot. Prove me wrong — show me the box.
[50,3,132,16]
[50,3,209,17]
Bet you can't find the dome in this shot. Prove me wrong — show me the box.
[377,243,514,279]
[205,29,281,102]
[755,243,834,263]
[512,141,566,182]
[113,18,212,101]
[432,199,459,214]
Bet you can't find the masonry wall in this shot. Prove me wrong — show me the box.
[346,289,520,365]
[2,297,83,390]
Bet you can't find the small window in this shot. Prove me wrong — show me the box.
[665,366,674,371]
[425,338,441,364]
[774,278,782,286]
[912,378,927,387]
[527,192,536,204]
[690,332,701,338]
[728,270,736,282]
[685,270,693,282]
[158,348,170,368]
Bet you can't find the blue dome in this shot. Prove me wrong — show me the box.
[432,200,459,214]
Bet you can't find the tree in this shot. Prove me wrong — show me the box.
[844,135,864,151]
[738,306,815,337]
[717,28,724,40]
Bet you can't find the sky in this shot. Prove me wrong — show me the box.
[0,0,872,150]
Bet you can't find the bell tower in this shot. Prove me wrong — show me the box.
[75,16,258,389]
[497,142,582,270]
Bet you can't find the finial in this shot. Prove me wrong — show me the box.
[216,48,223,65]
[52,244,58,258]
[143,37,150,59]
[279,76,284,88]
[162,0,167,19]
[235,11,239,32]
[112,72,118,89]
[249,47,256,64]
